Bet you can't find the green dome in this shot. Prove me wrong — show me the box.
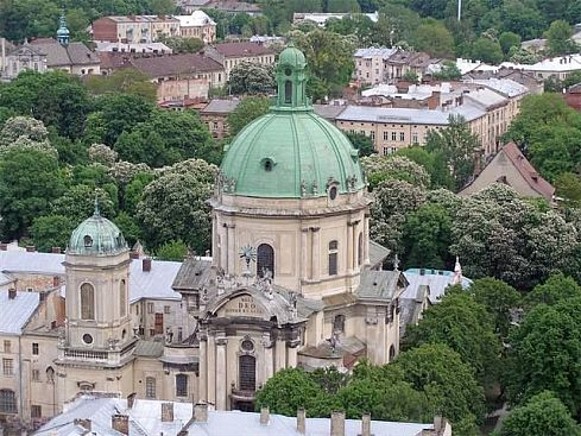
[68,207,127,256]
[278,45,306,69]
[219,45,365,199]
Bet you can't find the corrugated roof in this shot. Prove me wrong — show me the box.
[213,42,274,58]
[36,396,436,436]
[357,270,403,301]
[0,290,40,335]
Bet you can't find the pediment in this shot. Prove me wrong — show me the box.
[214,291,268,319]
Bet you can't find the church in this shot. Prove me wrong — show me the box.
[0,45,406,429]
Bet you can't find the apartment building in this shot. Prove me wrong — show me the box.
[175,10,216,43]
[354,47,398,84]
[204,41,275,80]
[92,15,180,43]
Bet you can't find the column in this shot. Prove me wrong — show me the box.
[364,215,371,265]
[199,334,208,402]
[227,224,236,276]
[301,228,309,283]
[275,339,286,372]
[215,336,228,410]
[262,334,274,385]
[352,220,361,271]
[221,223,228,272]
[287,343,298,368]
[207,334,216,407]
[347,222,354,274]
[311,227,321,280]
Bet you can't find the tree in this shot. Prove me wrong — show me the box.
[229,62,276,95]
[158,36,203,53]
[29,214,75,253]
[136,159,218,253]
[88,144,118,167]
[524,272,581,309]
[431,61,462,81]
[425,115,479,191]
[156,240,189,261]
[555,172,581,206]
[471,37,504,64]
[545,20,577,56]
[344,132,374,157]
[255,368,334,417]
[469,278,521,339]
[0,148,64,240]
[412,20,455,57]
[84,68,158,101]
[0,116,56,156]
[499,31,522,55]
[51,185,117,224]
[396,147,454,189]
[227,95,272,138]
[394,343,486,434]
[361,155,430,190]
[498,391,581,436]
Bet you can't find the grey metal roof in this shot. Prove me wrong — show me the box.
[172,258,213,291]
[134,340,164,358]
[368,240,390,269]
[0,251,182,303]
[35,396,437,436]
[0,290,40,335]
[402,269,473,304]
[312,104,347,120]
[200,99,241,114]
[356,270,404,301]
[337,103,486,125]
[30,40,100,67]
[354,47,398,59]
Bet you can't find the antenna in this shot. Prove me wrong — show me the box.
[457,0,462,21]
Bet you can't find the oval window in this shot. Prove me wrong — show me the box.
[82,334,94,345]
[329,186,338,200]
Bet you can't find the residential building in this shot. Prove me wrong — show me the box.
[205,41,275,80]
[293,11,379,26]
[354,47,398,84]
[36,396,452,435]
[92,15,180,44]
[175,10,216,43]
[94,41,172,54]
[459,142,555,201]
[462,68,544,95]
[199,99,241,138]
[179,0,213,13]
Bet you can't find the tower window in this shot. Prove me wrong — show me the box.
[239,355,256,391]
[83,235,93,247]
[257,243,275,278]
[176,374,188,397]
[80,283,95,320]
[119,280,126,318]
[145,376,156,399]
[328,240,338,276]
[284,80,292,104]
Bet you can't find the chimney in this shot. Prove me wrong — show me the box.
[420,268,425,276]
[194,402,208,423]
[260,407,270,425]
[51,246,61,254]
[127,392,136,409]
[130,251,140,259]
[8,289,16,300]
[142,257,152,272]
[361,414,371,436]
[297,408,306,434]
[111,414,129,435]
[330,411,345,436]
[26,245,36,252]
[74,419,92,432]
[0,243,6,251]
[161,402,174,422]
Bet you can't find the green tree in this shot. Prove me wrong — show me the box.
[394,343,485,434]
[51,185,117,224]
[432,61,462,81]
[227,95,272,138]
[499,31,522,55]
[29,214,75,253]
[84,68,158,101]
[471,37,504,64]
[555,172,581,206]
[0,148,64,240]
[228,62,276,95]
[344,132,374,157]
[412,20,455,57]
[498,391,581,436]
[158,36,204,53]
[524,272,581,309]
[545,20,577,56]
[156,240,189,261]
[425,115,479,191]
[136,159,218,253]
[396,147,454,189]
[361,155,430,189]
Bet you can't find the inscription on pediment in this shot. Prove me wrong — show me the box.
[218,295,264,317]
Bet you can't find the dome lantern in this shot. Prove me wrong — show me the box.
[275,43,309,110]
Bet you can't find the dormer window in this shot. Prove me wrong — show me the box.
[83,235,93,247]
[261,157,276,172]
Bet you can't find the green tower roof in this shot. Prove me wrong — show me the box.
[68,202,127,256]
[219,45,365,198]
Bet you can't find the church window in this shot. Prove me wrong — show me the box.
[176,374,188,397]
[46,367,55,384]
[241,339,254,352]
[0,390,16,413]
[31,405,41,418]
[358,232,363,266]
[329,186,337,200]
[32,369,40,382]
[145,377,156,399]
[82,334,93,345]
[80,283,95,320]
[119,280,126,318]
[3,340,10,353]
[257,243,275,278]
[239,355,256,391]
[333,314,345,334]
[2,359,13,376]
[32,343,39,355]
[328,241,338,276]
[284,80,292,104]
[83,235,93,247]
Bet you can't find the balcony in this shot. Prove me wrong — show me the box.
[230,388,256,402]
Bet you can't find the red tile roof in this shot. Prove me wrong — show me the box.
[128,53,223,78]
[503,142,555,201]
[213,42,274,58]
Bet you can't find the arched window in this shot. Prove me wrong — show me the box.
[333,314,345,334]
[80,283,95,320]
[176,374,188,397]
[46,366,55,384]
[284,80,292,104]
[328,240,338,276]
[83,235,93,247]
[145,377,156,399]
[389,345,396,362]
[119,279,126,318]
[239,355,256,391]
[358,232,363,266]
[257,244,275,278]
[0,389,16,413]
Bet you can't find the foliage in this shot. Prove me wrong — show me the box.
[88,143,118,166]
[524,272,581,309]
[155,240,189,261]
[555,172,581,206]
[227,95,272,138]
[545,20,577,56]
[361,155,430,190]
[84,68,157,101]
[51,185,117,224]
[412,20,455,57]
[471,37,504,64]
[344,132,374,157]
[158,36,203,53]
[29,214,75,252]
[395,147,454,189]
[498,31,522,55]
[228,62,276,95]
[432,61,462,81]
[498,391,581,436]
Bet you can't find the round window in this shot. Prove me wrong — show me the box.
[329,186,338,200]
[241,339,254,352]
[82,334,93,345]
[285,68,292,76]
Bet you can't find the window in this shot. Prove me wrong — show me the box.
[3,340,10,353]
[328,241,338,276]
[383,131,389,141]
[412,133,418,144]
[284,80,292,104]
[164,305,170,315]
[257,244,275,278]
[2,359,12,376]
[391,132,397,141]
[31,405,41,418]
[370,131,375,140]
[333,314,345,334]
[239,355,256,391]
[147,302,154,314]
[358,232,363,266]
[176,374,188,397]
[382,147,389,156]
[0,390,16,413]
[119,280,126,318]
[80,283,95,320]
[399,132,405,142]
[145,377,156,399]
[32,369,40,382]
[83,235,93,247]
[154,313,164,335]
[46,367,55,383]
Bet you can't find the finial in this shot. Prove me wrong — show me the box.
[393,254,400,271]
[452,256,462,285]
[94,193,100,216]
